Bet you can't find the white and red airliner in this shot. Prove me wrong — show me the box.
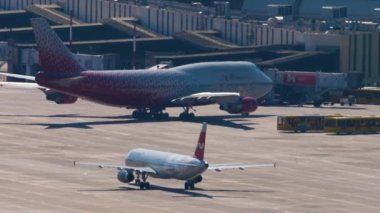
[74,123,275,190]
[0,18,273,119]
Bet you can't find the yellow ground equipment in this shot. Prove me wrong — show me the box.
[324,116,380,135]
[353,87,380,105]
[277,115,328,133]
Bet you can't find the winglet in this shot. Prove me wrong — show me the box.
[194,122,207,160]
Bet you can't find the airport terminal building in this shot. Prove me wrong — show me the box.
[0,0,379,85]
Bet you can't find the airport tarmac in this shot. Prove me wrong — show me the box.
[0,88,379,213]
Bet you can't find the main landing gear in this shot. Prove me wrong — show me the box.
[184,181,195,190]
[132,106,197,120]
[241,112,250,117]
[179,106,195,120]
[132,108,169,120]
[184,175,202,190]
[135,172,150,190]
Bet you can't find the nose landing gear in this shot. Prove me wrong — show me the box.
[179,106,195,120]
[137,172,150,190]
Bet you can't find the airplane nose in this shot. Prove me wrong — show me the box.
[261,70,273,84]
[258,72,273,96]
[263,76,273,94]
[249,63,274,98]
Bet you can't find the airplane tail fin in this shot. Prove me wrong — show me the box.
[194,122,207,161]
[31,18,84,73]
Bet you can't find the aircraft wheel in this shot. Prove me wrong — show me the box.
[135,179,141,185]
[184,182,194,190]
[313,100,323,107]
[189,113,195,118]
[143,113,153,120]
[145,182,150,189]
[132,110,141,119]
[242,113,249,117]
[139,182,145,190]
[189,183,195,190]
[152,113,161,120]
[133,110,152,120]
[179,113,186,120]
[154,113,169,120]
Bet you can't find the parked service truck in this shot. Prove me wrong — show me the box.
[262,69,362,107]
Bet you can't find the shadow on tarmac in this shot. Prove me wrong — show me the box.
[0,113,275,130]
[79,185,275,199]
[278,105,367,110]
[79,185,213,198]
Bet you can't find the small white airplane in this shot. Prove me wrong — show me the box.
[74,123,276,190]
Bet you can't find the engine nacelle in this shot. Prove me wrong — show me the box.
[219,97,258,114]
[117,170,135,183]
[44,90,78,104]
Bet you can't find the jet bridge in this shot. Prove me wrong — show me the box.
[102,17,161,38]
[25,4,83,25]
[173,30,239,51]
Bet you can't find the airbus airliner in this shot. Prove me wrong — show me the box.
[0,18,273,120]
[74,123,275,190]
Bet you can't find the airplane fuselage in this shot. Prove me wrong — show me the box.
[126,148,208,180]
[36,61,273,108]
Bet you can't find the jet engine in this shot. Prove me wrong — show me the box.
[219,97,258,114]
[117,170,135,183]
[44,90,78,104]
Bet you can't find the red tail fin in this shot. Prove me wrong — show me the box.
[194,122,207,160]
[31,18,84,73]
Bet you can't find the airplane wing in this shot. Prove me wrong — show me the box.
[208,163,276,172]
[171,92,241,105]
[0,73,44,89]
[73,161,157,174]
[0,81,45,89]
[0,72,36,81]
[148,64,170,70]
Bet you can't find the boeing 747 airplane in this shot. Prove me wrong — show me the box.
[74,123,275,190]
[0,18,273,120]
